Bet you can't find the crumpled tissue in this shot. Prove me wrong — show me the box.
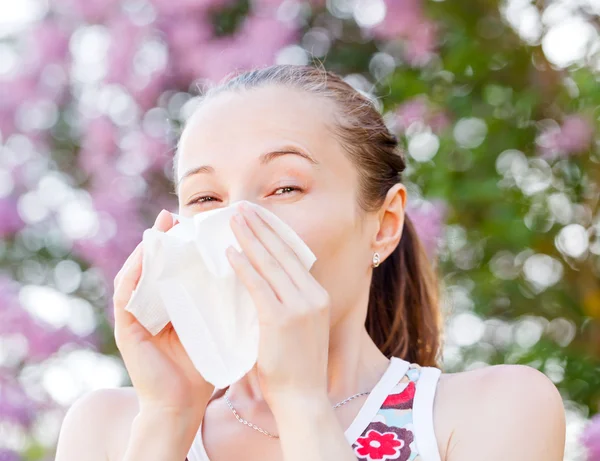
[124,200,317,388]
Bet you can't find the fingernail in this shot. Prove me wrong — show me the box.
[155,209,168,223]
[226,246,239,259]
[241,202,256,215]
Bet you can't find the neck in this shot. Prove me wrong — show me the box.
[228,306,390,406]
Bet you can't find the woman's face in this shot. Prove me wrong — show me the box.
[176,85,387,324]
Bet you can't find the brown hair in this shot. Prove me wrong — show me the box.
[175,64,443,367]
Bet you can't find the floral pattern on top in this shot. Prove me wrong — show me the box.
[352,362,423,461]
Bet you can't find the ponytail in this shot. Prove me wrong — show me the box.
[366,215,442,367]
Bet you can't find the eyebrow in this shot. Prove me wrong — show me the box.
[177,147,319,187]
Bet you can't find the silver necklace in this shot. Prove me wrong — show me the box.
[223,387,370,439]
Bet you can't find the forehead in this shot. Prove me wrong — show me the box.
[177,85,338,167]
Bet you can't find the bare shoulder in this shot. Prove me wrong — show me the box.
[55,387,140,461]
[432,364,565,461]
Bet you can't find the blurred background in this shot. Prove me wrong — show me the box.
[0,0,599,459]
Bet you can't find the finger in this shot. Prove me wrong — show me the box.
[113,243,144,330]
[230,212,300,306]
[239,204,316,293]
[226,246,281,320]
[113,240,143,292]
[113,209,170,291]
[154,209,175,232]
[113,211,172,347]
[113,245,145,346]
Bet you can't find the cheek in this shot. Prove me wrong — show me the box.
[283,200,357,271]
[295,208,368,301]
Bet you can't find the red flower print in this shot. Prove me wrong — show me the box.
[382,381,415,410]
[355,429,403,460]
[353,422,413,461]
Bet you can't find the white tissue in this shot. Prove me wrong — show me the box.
[124,200,317,389]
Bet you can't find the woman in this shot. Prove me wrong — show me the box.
[55,64,565,461]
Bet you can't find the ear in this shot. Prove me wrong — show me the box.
[372,183,407,263]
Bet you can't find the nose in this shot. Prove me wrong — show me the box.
[228,197,258,209]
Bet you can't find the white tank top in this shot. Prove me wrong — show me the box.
[187,357,442,461]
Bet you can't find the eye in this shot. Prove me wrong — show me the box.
[187,195,219,206]
[272,186,302,196]
[186,186,303,207]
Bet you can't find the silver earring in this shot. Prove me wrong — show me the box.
[372,252,381,268]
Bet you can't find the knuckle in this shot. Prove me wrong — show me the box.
[248,274,269,293]
[288,302,307,314]
[114,329,122,346]
[114,331,126,351]
[114,326,123,350]
[263,254,280,272]
[275,312,295,327]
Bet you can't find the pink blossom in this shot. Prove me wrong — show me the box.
[0,276,19,310]
[0,75,67,143]
[372,0,422,40]
[79,117,119,174]
[163,16,213,83]
[197,14,299,82]
[236,14,299,66]
[105,18,146,86]
[428,111,451,134]
[0,111,16,138]
[159,6,298,83]
[368,0,437,66]
[0,198,24,236]
[250,0,286,13]
[25,21,70,74]
[135,132,173,174]
[73,166,147,284]
[103,18,170,107]
[150,0,233,16]
[0,449,20,461]
[395,98,428,129]
[200,39,251,83]
[0,77,38,113]
[405,199,447,259]
[394,96,449,134]
[404,21,437,66]
[560,115,594,152]
[51,0,121,22]
[582,414,600,461]
[163,16,213,52]
[129,71,170,110]
[537,115,594,159]
[0,21,70,126]
[0,277,82,362]
[0,72,67,139]
[0,374,36,428]
[19,320,81,362]
[177,39,234,83]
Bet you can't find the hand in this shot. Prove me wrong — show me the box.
[112,210,214,416]
[226,203,331,408]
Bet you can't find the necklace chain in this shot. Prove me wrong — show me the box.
[223,388,370,439]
